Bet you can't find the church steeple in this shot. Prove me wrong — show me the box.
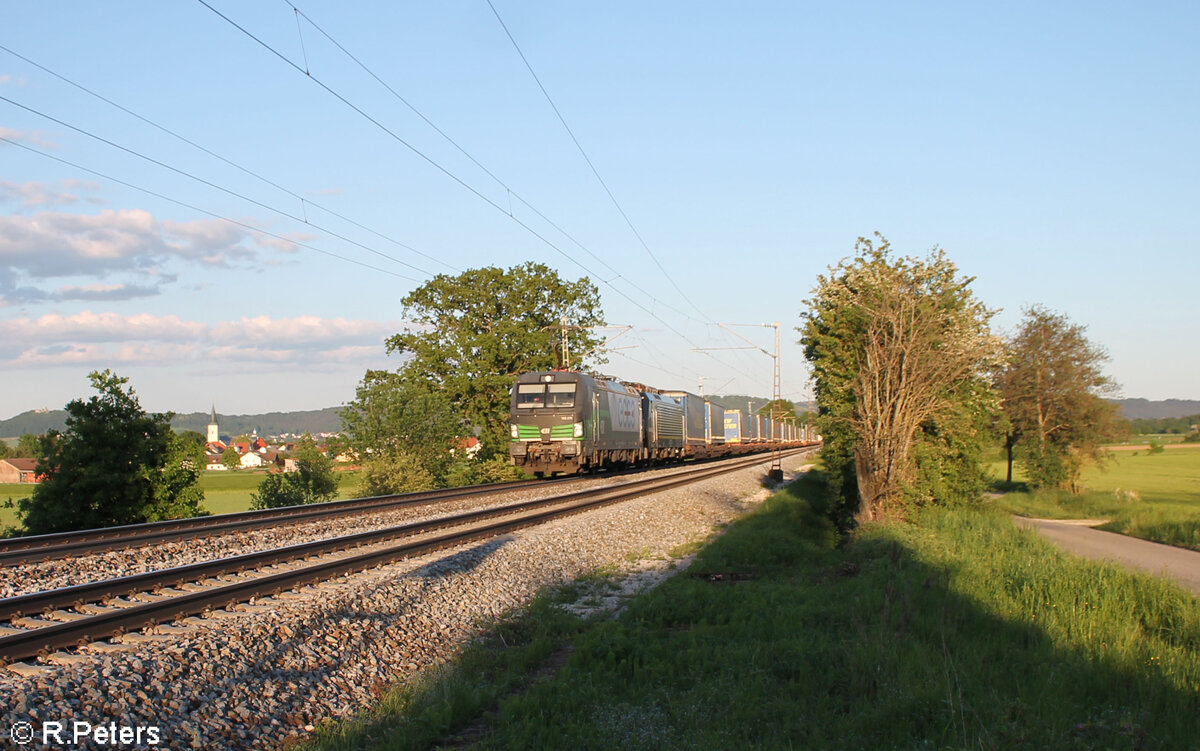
[206,405,220,444]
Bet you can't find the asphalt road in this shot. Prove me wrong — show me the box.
[1013,517,1200,595]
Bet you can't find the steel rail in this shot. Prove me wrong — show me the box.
[0,450,808,663]
[0,452,791,620]
[0,446,802,565]
[0,476,574,565]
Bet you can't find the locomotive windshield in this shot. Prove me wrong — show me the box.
[515,383,576,409]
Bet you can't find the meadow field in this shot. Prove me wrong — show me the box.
[994,444,1200,550]
[1,468,364,533]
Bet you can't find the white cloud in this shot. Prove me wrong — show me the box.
[1,311,397,370]
[56,283,161,301]
[0,178,90,209]
[0,209,251,276]
[0,126,53,148]
[0,208,261,304]
[209,315,389,346]
[256,232,314,254]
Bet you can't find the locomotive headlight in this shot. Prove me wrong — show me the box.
[573,422,584,438]
[510,424,519,439]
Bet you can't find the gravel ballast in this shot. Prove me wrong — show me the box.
[2,456,810,750]
[0,469,693,599]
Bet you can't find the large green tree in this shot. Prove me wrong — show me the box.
[996,305,1124,492]
[19,370,205,534]
[384,262,606,454]
[341,370,464,494]
[800,235,1000,525]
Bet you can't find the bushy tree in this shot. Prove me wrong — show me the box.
[360,452,438,496]
[996,306,1124,492]
[799,235,1000,524]
[19,370,205,534]
[15,433,42,458]
[177,430,207,449]
[251,435,338,509]
[385,262,605,454]
[1,433,43,460]
[221,446,241,470]
[342,370,464,493]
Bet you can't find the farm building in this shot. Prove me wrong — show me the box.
[0,458,41,483]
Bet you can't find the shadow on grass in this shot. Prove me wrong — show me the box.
[989,477,1031,494]
[299,470,1200,751]
[469,473,1200,750]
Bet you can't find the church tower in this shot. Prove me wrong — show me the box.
[206,405,220,444]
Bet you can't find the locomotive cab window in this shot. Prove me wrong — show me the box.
[546,383,575,407]
[515,383,576,408]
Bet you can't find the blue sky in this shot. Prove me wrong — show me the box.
[2,1,1197,419]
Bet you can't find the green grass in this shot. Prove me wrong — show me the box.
[993,445,1200,550]
[0,469,364,533]
[300,473,1200,751]
[0,484,36,532]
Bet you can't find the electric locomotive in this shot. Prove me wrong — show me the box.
[507,370,684,475]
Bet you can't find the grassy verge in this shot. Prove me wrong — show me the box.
[301,472,1200,750]
[993,445,1200,550]
[1,469,365,532]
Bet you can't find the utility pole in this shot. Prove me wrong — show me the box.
[560,316,569,370]
[542,321,633,371]
[692,321,784,482]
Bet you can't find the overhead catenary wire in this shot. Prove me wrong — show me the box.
[485,0,714,324]
[0,135,419,282]
[278,0,705,326]
[0,94,442,281]
[273,2,777,392]
[198,1,788,395]
[0,43,458,276]
[486,0,791,396]
[196,0,720,353]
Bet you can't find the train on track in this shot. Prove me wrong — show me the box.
[508,370,819,476]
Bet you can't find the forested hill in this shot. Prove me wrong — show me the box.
[1113,399,1200,420]
[0,407,344,438]
[707,395,817,414]
[4,398,1195,438]
[171,408,343,436]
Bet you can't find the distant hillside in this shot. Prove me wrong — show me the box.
[708,394,817,415]
[0,407,344,438]
[1112,399,1200,420]
[12,397,1189,436]
[172,408,343,437]
[0,410,68,437]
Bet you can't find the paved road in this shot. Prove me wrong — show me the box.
[1014,517,1200,595]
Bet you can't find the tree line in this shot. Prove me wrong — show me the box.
[5,262,604,536]
[8,245,1133,536]
[1129,415,1200,436]
[802,234,1125,527]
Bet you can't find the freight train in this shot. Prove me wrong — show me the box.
[508,370,817,476]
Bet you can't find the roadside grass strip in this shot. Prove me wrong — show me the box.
[303,472,1200,750]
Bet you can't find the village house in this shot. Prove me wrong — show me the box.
[200,406,328,473]
[0,458,42,484]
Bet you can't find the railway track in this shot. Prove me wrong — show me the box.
[0,476,575,565]
[1,451,805,664]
